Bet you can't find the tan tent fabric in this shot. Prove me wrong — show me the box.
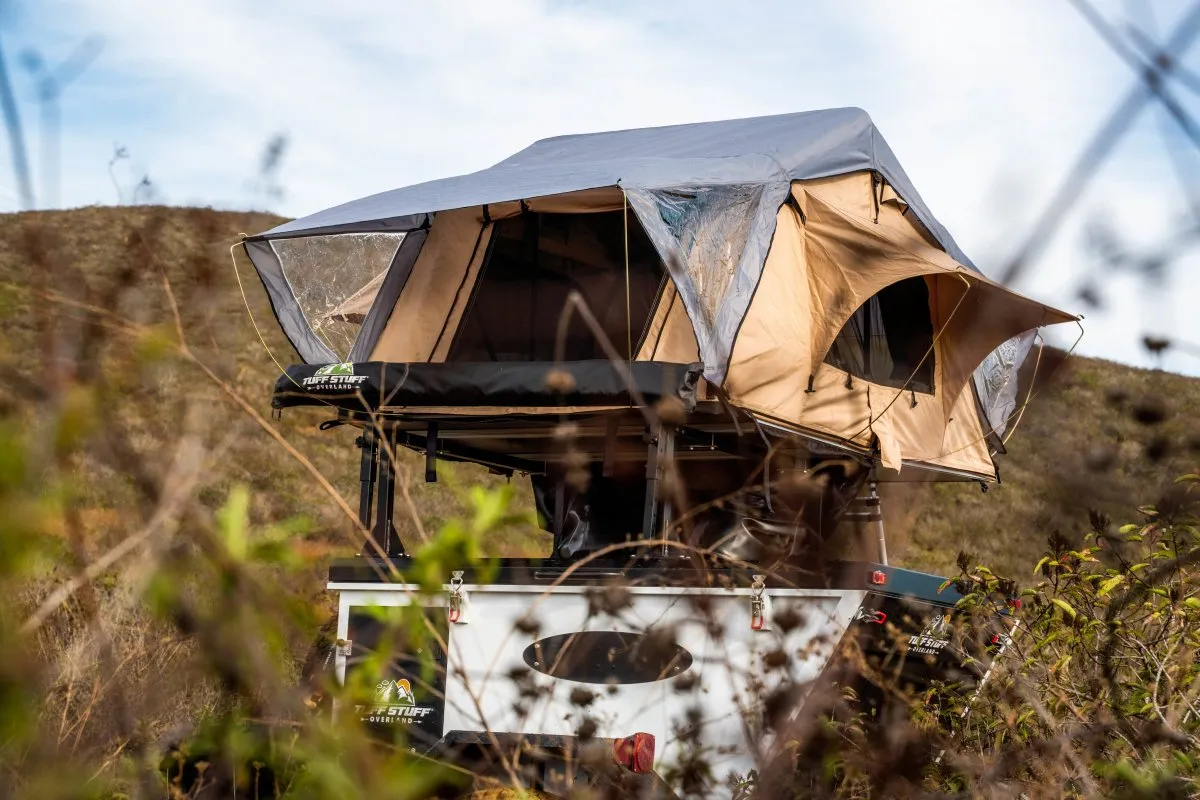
[789,366,875,451]
[366,192,627,358]
[429,229,492,362]
[797,187,963,374]
[371,208,491,362]
[930,273,1071,416]
[927,385,995,473]
[722,202,813,409]
[724,172,1076,478]
[488,187,627,217]
[636,281,675,361]
[363,172,1074,480]
[804,170,940,249]
[635,282,700,363]
[866,368,992,475]
[652,290,701,363]
[796,180,1074,416]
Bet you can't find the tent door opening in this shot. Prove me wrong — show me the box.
[447,210,666,362]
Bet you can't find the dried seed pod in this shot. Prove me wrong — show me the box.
[546,369,576,394]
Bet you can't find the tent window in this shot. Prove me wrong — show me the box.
[270,233,404,360]
[448,210,665,362]
[824,277,935,393]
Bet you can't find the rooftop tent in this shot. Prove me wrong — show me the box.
[244,108,1077,480]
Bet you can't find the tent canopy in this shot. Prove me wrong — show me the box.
[251,107,972,267]
[245,108,1078,481]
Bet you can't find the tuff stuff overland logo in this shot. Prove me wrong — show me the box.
[358,678,434,725]
[908,613,952,656]
[303,362,368,390]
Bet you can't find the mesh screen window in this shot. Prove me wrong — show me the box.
[824,277,936,393]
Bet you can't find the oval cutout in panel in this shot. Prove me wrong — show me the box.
[522,630,693,684]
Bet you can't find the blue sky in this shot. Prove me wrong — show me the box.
[5,0,1200,376]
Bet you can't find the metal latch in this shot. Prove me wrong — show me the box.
[335,638,353,657]
[750,574,772,631]
[447,571,470,624]
[854,607,887,625]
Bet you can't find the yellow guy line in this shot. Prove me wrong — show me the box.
[229,236,301,389]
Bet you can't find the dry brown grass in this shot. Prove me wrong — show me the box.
[0,203,1195,772]
[894,352,1200,576]
[0,205,548,762]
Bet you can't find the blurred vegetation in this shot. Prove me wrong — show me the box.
[0,206,548,797]
[887,352,1200,577]
[3,207,1194,580]
[742,474,1200,798]
[0,205,1197,798]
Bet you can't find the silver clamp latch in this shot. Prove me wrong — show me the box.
[750,574,771,631]
[448,570,469,624]
[334,638,353,657]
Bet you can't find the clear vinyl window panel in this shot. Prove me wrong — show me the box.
[270,232,404,360]
[448,211,665,362]
[974,331,1035,436]
[824,277,936,393]
[625,183,773,373]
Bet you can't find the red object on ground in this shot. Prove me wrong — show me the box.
[613,732,656,773]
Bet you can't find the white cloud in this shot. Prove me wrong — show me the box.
[14,0,1200,374]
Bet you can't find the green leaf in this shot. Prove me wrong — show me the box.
[54,385,97,456]
[1050,598,1077,619]
[217,485,250,560]
[468,484,513,535]
[1097,575,1124,596]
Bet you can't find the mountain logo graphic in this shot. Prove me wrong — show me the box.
[375,678,416,706]
[315,362,355,376]
[922,613,951,639]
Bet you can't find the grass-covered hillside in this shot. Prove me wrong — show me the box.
[0,205,547,565]
[895,353,1200,575]
[1,204,1195,585]
[0,204,1196,786]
